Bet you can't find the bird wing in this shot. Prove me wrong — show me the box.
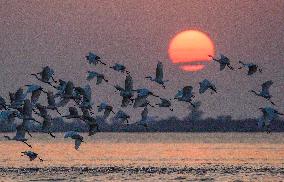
[174,90,183,99]
[141,107,148,121]
[121,97,131,107]
[220,63,226,71]
[248,65,257,75]
[47,93,56,106]
[26,85,41,93]
[182,86,193,97]
[87,71,97,81]
[23,100,33,117]
[83,85,92,102]
[261,80,273,94]
[103,109,111,119]
[199,81,209,94]
[15,124,26,139]
[15,88,25,102]
[31,90,41,105]
[156,62,163,80]
[65,81,75,95]
[74,139,82,150]
[134,96,147,108]
[96,76,103,85]
[125,75,133,91]
[64,131,78,138]
[69,107,79,116]
[257,117,264,128]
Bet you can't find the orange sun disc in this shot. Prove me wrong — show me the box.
[168,30,215,72]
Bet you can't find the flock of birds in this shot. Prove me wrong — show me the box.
[0,52,283,162]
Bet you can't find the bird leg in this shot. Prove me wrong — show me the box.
[227,65,234,70]
[51,76,57,83]
[48,132,56,138]
[24,129,33,137]
[22,141,32,148]
[39,157,44,162]
[99,60,107,65]
[55,108,61,115]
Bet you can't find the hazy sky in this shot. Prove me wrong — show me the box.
[0,0,284,120]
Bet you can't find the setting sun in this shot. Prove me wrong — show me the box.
[168,30,215,72]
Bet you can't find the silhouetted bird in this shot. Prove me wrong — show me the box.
[97,102,115,119]
[31,66,57,87]
[21,151,43,162]
[250,80,275,105]
[174,86,196,107]
[209,54,234,71]
[4,121,32,148]
[156,98,173,111]
[86,52,106,65]
[146,61,169,88]
[64,131,84,150]
[87,71,108,85]
[109,63,130,74]
[238,61,262,75]
[114,75,135,107]
[258,107,283,133]
[199,79,217,94]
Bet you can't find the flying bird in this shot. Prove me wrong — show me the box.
[258,107,284,133]
[199,79,217,94]
[64,131,84,150]
[21,151,43,162]
[97,102,115,119]
[114,75,135,107]
[62,107,81,119]
[115,110,130,125]
[46,92,61,115]
[74,85,94,110]
[145,61,169,88]
[156,98,173,111]
[31,66,57,87]
[109,63,130,74]
[209,54,234,71]
[85,52,106,65]
[174,86,196,107]
[86,71,108,85]
[41,114,56,138]
[250,80,275,105]
[238,61,262,75]
[81,108,100,136]
[135,88,159,98]
[4,122,32,148]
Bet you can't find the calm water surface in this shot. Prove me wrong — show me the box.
[0,132,283,181]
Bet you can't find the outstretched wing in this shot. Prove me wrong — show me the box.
[83,85,92,102]
[156,62,163,80]
[87,71,97,81]
[74,139,82,150]
[141,107,148,122]
[121,97,131,107]
[261,80,273,95]
[125,75,133,91]
[220,63,226,71]
[248,65,258,75]
[182,86,193,97]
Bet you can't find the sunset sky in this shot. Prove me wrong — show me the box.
[0,0,283,120]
